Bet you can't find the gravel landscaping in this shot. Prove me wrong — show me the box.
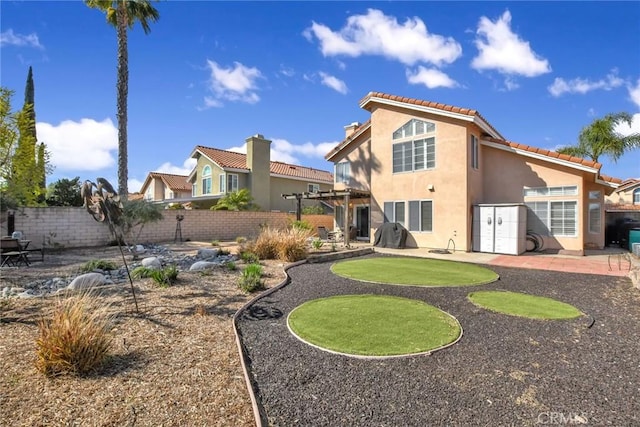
[237,254,640,426]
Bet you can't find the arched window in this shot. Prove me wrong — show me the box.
[202,165,212,194]
[392,119,436,173]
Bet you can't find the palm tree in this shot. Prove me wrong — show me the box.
[212,189,258,211]
[85,0,160,199]
[557,112,640,163]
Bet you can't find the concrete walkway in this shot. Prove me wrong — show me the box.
[368,245,633,277]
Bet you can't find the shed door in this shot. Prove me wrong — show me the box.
[479,206,495,253]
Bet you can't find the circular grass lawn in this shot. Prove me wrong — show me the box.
[287,295,461,357]
[330,257,498,287]
[468,291,583,320]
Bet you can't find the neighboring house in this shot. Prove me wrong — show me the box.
[325,92,622,253]
[605,178,640,224]
[139,172,192,204]
[188,134,334,211]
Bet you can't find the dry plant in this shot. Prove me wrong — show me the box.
[252,226,311,262]
[35,291,115,377]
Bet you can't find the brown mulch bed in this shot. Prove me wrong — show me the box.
[0,242,286,427]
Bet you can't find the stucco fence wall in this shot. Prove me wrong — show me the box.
[1,208,334,250]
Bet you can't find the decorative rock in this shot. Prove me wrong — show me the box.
[135,244,146,253]
[67,273,109,291]
[17,290,37,298]
[189,261,220,271]
[197,248,220,259]
[141,257,162,270]
[2,287,9,298]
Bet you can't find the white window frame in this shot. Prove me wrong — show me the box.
[392,137,436,173]
[523,185,578,197]
[308,183,320,193]
[220,173,239,193]
[526,200,577,237]
[335,162,350,184]
[144,186,153,201]
[192,183,197,197]
[408,200,433,232]
[202,165,212,195]
[471,134,479,169]
[634,189,640,204]
[383,201,406,227]
[588,203,601,234]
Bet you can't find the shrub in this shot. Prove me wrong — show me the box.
[80,259,117,273]
[132,265,179,287]
[290,219,313,231]
[35,292,114,377]
[240,251,259,264]
[253,226,311,261]
[239,263,263,292]
[218,248,230,256]
[252,227,280,260]
[225,261,237,271]
[211,240,220,247]
[236,236,247,244]
[311,238,324,250]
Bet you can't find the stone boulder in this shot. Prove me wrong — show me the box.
[141,257,162,270]
[66,273,110,291]
[189,261,219,271]
[197,248,220,259]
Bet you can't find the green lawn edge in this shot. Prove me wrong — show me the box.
[330,257,499,287]
[287,294,462,357]
[467,290,583,320]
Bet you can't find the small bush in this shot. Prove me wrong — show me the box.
[236,236,247,244]
[80,259,117,273]
[218,248,230,256]
[239,263,263,292]
[311,238,324,250]
[225,261,237,271]
[211,240,220,247]
[253,226,311,261]
[35,292,114,377]
[240,251,259,264]
[132,265,178,287]
[290,219,313,231]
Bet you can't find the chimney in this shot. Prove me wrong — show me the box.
[344,122,361,138]
[246,134,272,211]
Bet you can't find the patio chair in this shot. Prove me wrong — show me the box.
[317,226,336,242]
[1,237,30,267]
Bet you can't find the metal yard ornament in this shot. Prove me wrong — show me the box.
[81,178,139,313]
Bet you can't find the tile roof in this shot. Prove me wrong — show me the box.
[484,137,602,169]
[360,91,504,140]
[598,174,624,185]
[195,145,333,183]
[605,203,640,211]
[149,172,191,192]
[615,178,640,192]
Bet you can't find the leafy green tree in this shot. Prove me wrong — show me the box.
[46,177,84,206]
[85,0,160,199]
[212,188,258,211]
[557,112,640,163]
[0,87,18,180]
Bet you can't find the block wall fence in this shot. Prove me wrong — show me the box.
[0,208,334,249]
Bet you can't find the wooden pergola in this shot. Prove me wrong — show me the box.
[282,188,371,248]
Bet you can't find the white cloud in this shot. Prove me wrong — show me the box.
[226,138,338,168]
[0,29,44,49]
[203,60,263,107]
[128,178,144,193]
[279,65,295,77]
[304,8,461,66]
[629,78,640,109]
[155,158,197,176]
[406,66,458,89]
[471,10,551,77]
[36,118,117,171]
[615,113,640,137]
[548,70,624,97]
[503,76,520,91]
[319,72,348,94]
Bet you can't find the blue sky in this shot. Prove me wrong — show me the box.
[2,1,639,193]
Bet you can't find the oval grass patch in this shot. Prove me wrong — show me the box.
[288,294,461,357]
[330,257,498,287]
[468,291,582,319]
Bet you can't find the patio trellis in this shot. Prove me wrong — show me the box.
[282,188,370,248]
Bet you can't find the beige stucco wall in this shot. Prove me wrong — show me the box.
[606,185,639,205]
[332,128,372,192]
[367,107,472,250]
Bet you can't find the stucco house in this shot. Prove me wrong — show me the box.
[139,172,191,204]
[188,134,334,211]
[325,92,622,254]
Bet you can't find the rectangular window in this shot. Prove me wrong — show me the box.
[192,183,197,197]
[409,200,433,232]
[383,201,405,226]
[550,201,577,236]
[392,137,435,173]
[202,177,212,194]
[308,183,320,193]
[335,162,350,184]
[471,135,479,169]
[588,203,601,234]
[634,190,640,204]
[526,201,549,235]
[219,174,238,193]
[524,186,578,197]
[588,190,601,200]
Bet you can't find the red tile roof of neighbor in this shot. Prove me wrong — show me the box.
[605,203,640,211]
[149,172,191,191]
[195,145,334,183]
